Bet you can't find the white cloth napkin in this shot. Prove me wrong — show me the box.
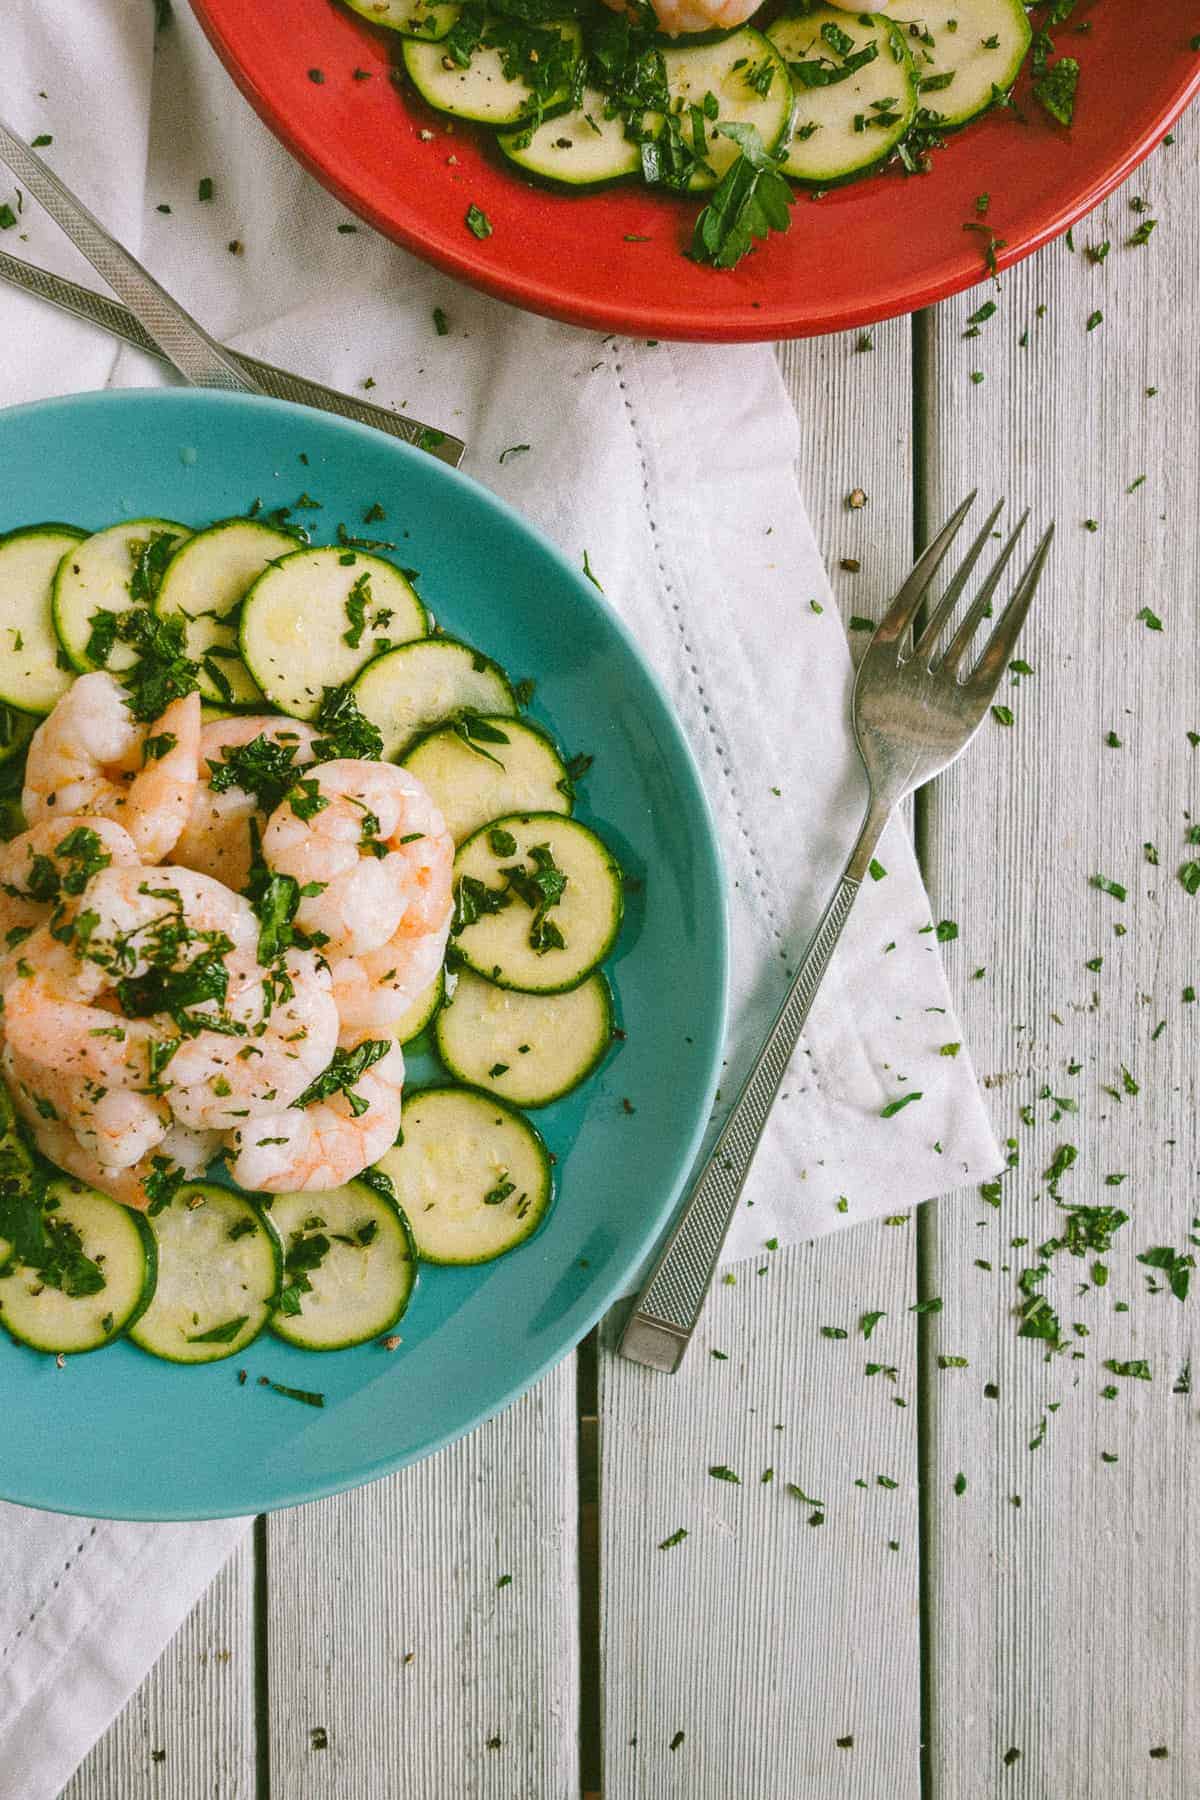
[0,4,1002,1794]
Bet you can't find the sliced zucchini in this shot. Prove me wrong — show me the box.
[661,27,793,191]
[403,19,583,127]
[156,518,299,709]
[52,517,192,674]
[268,1179,417,1350]
[352,638,516,762]
[436,965,613,1106]
[239,545,428,720]
[339,0,460,39]
[769,8,917,184]
[451,811,622,994]
[128,1182,280,1365]
[377,1086,553,1265]
[0,523,85,713]
[885,0,1031,129]
[395,969,444,1045]
[0,1177,155,1356]
[498,89,644,189]
[401,716,570,843]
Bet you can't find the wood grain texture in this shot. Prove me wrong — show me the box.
[60,1534,255,1800]
[598,1230,922,1798]
[596,317,921,1800]
[917,113,1200,1799]
[263,1361,579,1799]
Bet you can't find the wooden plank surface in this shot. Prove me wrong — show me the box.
[60,1534,256,1800]
[917,116,1200,1798]
[61,113,1200,1800]
[263,1361,579,1799]
[597,316,923,1799]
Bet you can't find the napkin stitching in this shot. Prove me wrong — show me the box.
[0,1526,98,1662]
[611,357,787,960]
[615,350,828,1108]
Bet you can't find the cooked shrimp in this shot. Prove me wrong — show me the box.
[329,917,450,1043]
[599,0,756,34]
[2,979,171,1171]
[609,0,879,28]
[166,946,340,1132]
[262,759,453,958]
[61,864,337,1129]
[22,671,200,865]
[173,715,321,892]
[224,1040,405,1193]
[79,862,260,977]
[0,817,140,955]
[7,1106,219,1213]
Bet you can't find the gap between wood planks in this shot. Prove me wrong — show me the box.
[253,1515,271,1800]
[911,305,940,1800]
[577,1327,604,1800]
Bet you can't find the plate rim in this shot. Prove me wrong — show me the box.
[0,385,730,1520]
[188,0,1200,343]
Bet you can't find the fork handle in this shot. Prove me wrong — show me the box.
[618,804,889,1373]
[0,118,257,394]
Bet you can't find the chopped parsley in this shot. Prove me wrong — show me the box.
[187,1315,249,1345]
[208,733,305,815]
[880,1092,922,1118]
[311,684,384,761]
[292,1039,392,1117]
[691,124,793,271]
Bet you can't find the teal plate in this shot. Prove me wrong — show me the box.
[0,389,727,1520]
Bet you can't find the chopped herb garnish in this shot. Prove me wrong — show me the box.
[259,1377,325,1406]
[880,1092,922,1118]
[187,1315,249,1345]
[292,1040,391,1116]
[691,124,793,272]
[1090,874,1126,901]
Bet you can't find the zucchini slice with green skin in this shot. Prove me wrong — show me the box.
[352,638,516,762]
[498,89,646,190]
[0,523,85,713]
[395,969,445,1045]
[268,1179,418,1350]
[128,1183,281,1366]
[436,965,613,1106]
[377,1086,553,1265]
[451,811,622,994]
[339,0,460,39]
[885,0,1031,130]
[401,715,570,843]
[0,1178,156,1356]
[661,27,794,191]
[769,9,917,185]
[239,545,429,721]
[156,518,299,709]
[403,19,583,127]
[52,517,192,674]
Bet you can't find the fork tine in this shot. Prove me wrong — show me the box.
[871,490,977,647]
[912,499,1005,663]
[963,522,1055,695]
[938,509,1029,675]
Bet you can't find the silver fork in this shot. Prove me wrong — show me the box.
[619,494,1054,1373]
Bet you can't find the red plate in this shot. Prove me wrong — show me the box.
[191,1,1200,341]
